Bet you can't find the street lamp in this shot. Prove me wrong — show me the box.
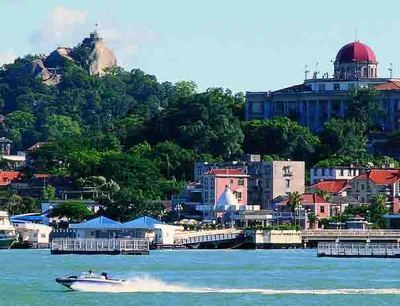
[176,203,183,220]
[274,208,279,226]
[366,209,370,223]
[306,208,310,229]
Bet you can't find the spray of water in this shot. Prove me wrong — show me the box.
[70,275,400,295]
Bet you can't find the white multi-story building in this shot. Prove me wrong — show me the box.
[310,166,365,184]
[246,41,400,132]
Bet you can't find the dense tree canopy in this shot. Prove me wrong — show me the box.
[243,117,320,162]
[0,52,397,220]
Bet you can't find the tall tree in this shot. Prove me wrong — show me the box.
[44,115,82,141]
[319,118,366,157]
[348,88,384,132]
[243,117,320,161]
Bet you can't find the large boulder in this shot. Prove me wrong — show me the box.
[44,47,73,68]
[88,39,117,76]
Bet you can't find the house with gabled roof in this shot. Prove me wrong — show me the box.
[308,179,349,196]
[347,169,400,213]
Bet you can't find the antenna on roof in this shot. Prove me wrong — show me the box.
[312,61,320,79]
[304,65,310,80]
[389,63,393,78]
[354,26,359,42]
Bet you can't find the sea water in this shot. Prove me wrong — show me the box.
[1,249,400,305]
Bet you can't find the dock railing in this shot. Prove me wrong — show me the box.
[317,242,400,257]
[174,229,244,245]
[303,229,400,238]
[51,238,149,254]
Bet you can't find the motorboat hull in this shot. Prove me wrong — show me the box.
[0,237,17,249]
[56,276,125,290]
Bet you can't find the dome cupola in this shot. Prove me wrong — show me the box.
[334,41,378,79]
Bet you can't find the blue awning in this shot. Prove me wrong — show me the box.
[122,216,163,229]
[10,214,44,223]
[70,216,122,229]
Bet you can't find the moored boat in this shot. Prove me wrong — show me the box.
[0,211,17,249]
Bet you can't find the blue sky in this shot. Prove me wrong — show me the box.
[1,0,400,92]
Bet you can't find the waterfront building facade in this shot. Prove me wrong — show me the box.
[195,157,305,209]
[347,169,400,213]
[245,41,400,132]
[310,166,366,184]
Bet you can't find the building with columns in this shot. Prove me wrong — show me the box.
[245,41,400,132]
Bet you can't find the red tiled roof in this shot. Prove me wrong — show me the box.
[205,169,245,176]
[301,193,328,204]
[277,193,328,205]
[353,169,400,185]
[374,80,400,91]
[311,180,348,193]
[0,171,22,185]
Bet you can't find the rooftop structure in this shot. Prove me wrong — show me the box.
[245,40,400,132]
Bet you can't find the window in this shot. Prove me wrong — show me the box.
[283,166,292,174]
[210,179,214,186]
[238,178,244,186]
[204,178,208,187]
[285,179,291,188]
[318,84,326,91]
[235,192,242,201]
[230,179,234,184]
[320,206,325,213]
[314,168,318,175]
[41,234,46,238]
[334,83,340,91]
[197,167,202,176]
[361,184,365,191]
[250,102,263,113]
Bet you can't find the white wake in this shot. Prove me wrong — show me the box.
[70,275,400,295]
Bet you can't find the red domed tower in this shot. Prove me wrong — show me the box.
[334,41,378,80]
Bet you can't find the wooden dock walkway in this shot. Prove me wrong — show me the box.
[51,238,149,255]
[317,242,400,258]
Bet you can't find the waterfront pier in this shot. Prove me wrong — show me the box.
[50,238,150,255]
[174,229,247,249]
[317,242,400,258]
[302,229,400,247]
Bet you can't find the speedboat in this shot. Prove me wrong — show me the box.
[56,272,125,290]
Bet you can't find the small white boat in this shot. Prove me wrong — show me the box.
[0,211,17,249]
[56,272,125,290]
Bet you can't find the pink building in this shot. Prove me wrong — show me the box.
[203,169,249,208]
[276,193,330,228]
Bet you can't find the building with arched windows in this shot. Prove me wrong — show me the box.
[245,41,400,131]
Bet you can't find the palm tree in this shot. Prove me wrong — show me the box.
[287,192,303,227]
[307,212,318,229]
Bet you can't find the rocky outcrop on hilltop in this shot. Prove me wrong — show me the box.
[16,31,117,84]
[44,47,74,68]
[79,31,117,76]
